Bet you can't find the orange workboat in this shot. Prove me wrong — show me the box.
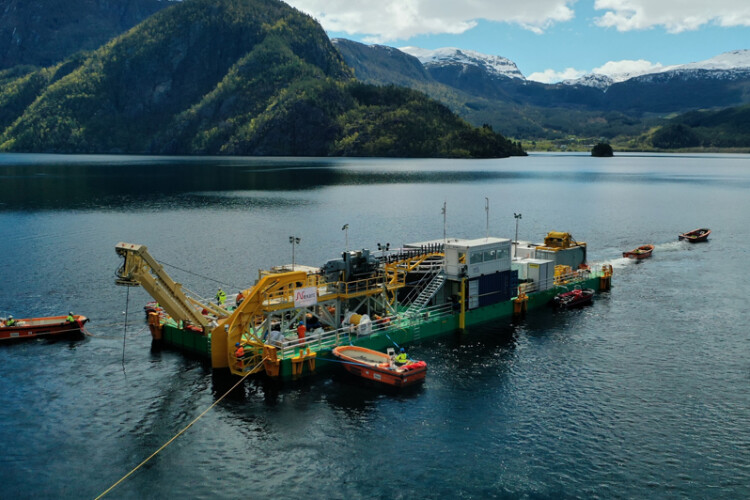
[623,244,654,259]
[0,315,89,341]
[332,345,427,387]
[679,228,711,243]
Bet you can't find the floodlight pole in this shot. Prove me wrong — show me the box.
[485,197,489,240]
[442,201,447,243]
[289,235,301,270]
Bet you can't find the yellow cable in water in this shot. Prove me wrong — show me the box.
[95,359,263,499]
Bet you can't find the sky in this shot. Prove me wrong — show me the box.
[285,0,750,82]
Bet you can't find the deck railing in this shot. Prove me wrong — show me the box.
[271,301,455,360]
[269,268,600,360]
[518,267,593,294]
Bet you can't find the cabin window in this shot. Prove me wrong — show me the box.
[483,249,496,261]
[470,251,483,264]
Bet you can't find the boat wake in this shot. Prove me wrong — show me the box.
[591,254,636,270]
[594,240,688,270]
[653,241,686,252]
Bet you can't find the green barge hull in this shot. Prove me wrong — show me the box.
[159,272,608,379]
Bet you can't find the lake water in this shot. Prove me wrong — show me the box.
[1,152,749,498]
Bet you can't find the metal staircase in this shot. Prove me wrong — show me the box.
[405,271,445,314]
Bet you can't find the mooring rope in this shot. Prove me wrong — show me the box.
[95,359,262,499]
[122,287,130,374]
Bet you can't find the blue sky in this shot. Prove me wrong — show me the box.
[287,0,750,82]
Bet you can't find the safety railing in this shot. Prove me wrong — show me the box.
[270,301,455,361]
[518,267,594,294]
[338,275,387,296]
[400,268,442,306]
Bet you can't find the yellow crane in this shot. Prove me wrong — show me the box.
[115,242,313,375]
[115,243,228,331]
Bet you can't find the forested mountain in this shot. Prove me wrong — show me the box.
[0,0,524,157]
[334,40,750,149]
[647,104,750,149]
[6,0,742,153]
[334,39,432,87]
[333,39,650,143]
[0,0,175,70]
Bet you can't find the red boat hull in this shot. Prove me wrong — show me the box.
[333,346,427,387]
[0,315,88,341]
[679,228,710,243]
[623,244,654,259]
[552,288,594,309]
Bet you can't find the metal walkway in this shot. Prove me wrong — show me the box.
[405,271,445,313]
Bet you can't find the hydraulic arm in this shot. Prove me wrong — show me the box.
[115,242,224,330]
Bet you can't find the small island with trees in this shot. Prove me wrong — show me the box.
[591,143,614,157]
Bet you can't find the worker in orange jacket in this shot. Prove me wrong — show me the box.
[296,321,306,345]
[235,342,245,370]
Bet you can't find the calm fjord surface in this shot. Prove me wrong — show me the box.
[1,153,749,498]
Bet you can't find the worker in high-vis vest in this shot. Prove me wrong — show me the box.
[395,348,408,365]
[216,288,227,305]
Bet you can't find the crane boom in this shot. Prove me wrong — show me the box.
[115,242,221,330]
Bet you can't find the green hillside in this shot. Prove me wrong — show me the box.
[0,0,523,158]
[0,0,173,70]
[667,105,750,148]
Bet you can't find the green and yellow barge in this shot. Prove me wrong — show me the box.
[116,231,612,380]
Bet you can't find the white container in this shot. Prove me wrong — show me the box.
[523,258,555,291]
[512,241,537,260]
[511,259,527,280]
[444,237,511,279]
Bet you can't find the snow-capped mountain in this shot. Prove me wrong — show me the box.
[561,73,614,90]
[334,40,750,115]
[397,47,750,91]
[400,46,525,80]
[634,49,750,84]
[564,50,750,90]
[666,49,750,72]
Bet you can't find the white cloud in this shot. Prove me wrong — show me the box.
[527,67,586,83]
[286,0,576,41]
[594,0,750,32]
[528,59,665,83]
[592,59,665,80]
